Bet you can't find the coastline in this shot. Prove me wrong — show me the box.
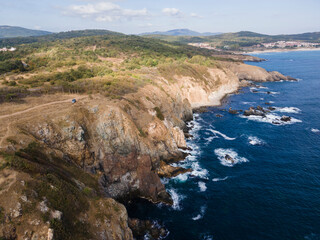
[244,48,320,54]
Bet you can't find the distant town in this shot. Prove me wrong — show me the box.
[259,41,319,48]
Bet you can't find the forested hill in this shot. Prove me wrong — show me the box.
[0,25,52,38]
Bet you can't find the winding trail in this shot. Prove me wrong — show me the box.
[0,97,85,120]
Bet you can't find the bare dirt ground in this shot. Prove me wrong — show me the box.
[0,94,87,148]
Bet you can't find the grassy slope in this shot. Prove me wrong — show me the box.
[0,30,235,102]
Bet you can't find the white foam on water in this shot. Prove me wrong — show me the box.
[160,178,169,185]
[248,136,265,145]
[187,117,202,139]
[204,136,219,145]
[191,162,209,180]
[172,173,189,183]
[202,236,213,240]
[242,101,256,105]
[168,189,185,211]
[198,181,207,192]
[250,87,258,91]
[274,107,301,114]
[241,113,302,125]
[208,129,236,140]
[214,148,249,167]
[212,176,229,182]
[311,128,320,133]
[192,205,207,221]
[257,86,269,89]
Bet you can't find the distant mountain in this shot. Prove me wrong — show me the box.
[140,29,222,36]
[0,25,52,38]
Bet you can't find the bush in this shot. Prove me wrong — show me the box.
[154,107,164,120]
[0,59,25,74]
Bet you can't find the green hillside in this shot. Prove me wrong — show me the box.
[0,29,235,102]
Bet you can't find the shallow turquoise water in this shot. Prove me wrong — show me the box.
[128,51,320,240]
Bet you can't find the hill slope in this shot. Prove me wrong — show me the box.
[0,25,52,38]
[140,28,222,36]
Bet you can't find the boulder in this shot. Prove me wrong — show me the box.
[157,161,191,178]
[225,154,235,164]
[244,107,265,117]
[281,116,291,122]
[267,106,276,111]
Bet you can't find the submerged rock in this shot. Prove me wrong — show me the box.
[228,107,239,114]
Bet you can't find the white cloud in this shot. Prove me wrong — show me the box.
[190,13,203,18]
[162,8,182,17]
[65,1,148,22]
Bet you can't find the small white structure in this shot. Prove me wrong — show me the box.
[0,47,16,52]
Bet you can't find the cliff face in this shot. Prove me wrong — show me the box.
[0,61,293,239]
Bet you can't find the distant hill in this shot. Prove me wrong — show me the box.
[0,29,123,47]
[0,25,52,38]
[143,30,320,50]
[140,29,222,36]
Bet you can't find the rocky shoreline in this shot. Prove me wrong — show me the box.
[0,60,296,239]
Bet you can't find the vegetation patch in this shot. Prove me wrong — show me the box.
[154,107,164,121]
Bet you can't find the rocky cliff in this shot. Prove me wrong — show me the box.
[0,61,293,239]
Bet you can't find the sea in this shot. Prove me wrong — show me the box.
[127,50,320,240]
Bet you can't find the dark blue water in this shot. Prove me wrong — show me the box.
[128,51,320,240]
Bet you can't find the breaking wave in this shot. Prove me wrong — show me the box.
[192,205,207,221]
[168,189,185,211]
[311,128,320,133]
[214,148,249,167]
[248,136,265,145]
[241,113,302,125]
[208,129,236,140]
[274,107,301,114]
[212,176,229,182]
[198,182,207,192]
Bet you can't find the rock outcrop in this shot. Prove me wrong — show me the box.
[225,62,296,82]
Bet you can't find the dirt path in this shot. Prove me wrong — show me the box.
[0,97,85,120]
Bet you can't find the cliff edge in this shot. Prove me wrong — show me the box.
[0,60,293,239]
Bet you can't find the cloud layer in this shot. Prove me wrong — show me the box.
[65,2,148,22]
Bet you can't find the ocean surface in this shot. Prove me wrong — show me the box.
[127,51,320,240]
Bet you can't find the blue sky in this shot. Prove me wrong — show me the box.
[1,0,320,34]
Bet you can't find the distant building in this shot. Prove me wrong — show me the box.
[262,41,319,49]
[0,47,16,52]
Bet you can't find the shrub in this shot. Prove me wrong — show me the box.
[154,107,164,120]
